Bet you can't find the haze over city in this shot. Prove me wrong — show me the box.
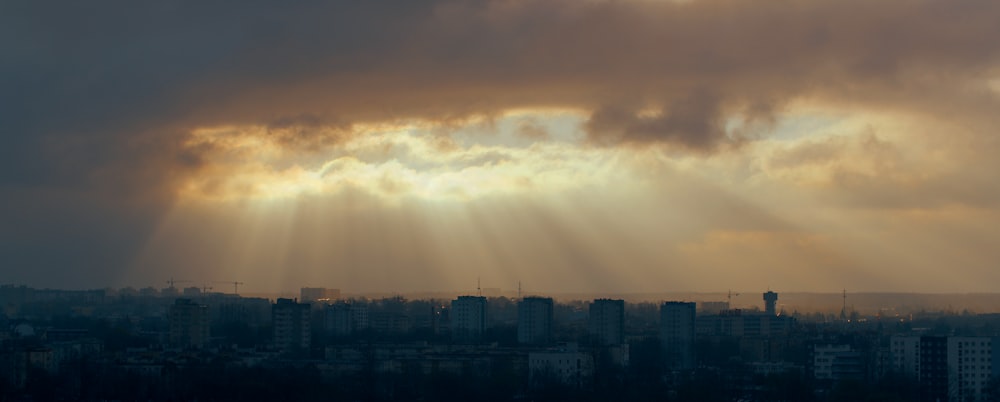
[3,0,1000,294]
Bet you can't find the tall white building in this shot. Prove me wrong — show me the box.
[889,335,920,376]
[890,335,1000,402]
[589,299,624,346]
[451,296,487,342]
[948,337,997,402]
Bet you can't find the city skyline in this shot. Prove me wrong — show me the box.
[3,279,1000,400]
[4,0,1000,294]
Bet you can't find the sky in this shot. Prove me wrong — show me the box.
[2,0,1000,294]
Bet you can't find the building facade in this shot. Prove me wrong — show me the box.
[948,337,997,402]
[273,298,311,352]
[529,346,594,387]
[660,301,696,370]
[168,299,209,348]
[518,297,554,345]
[890,335,1000,402]
[324,302,354,336]
[451,296,487,342]
[589,299,625,346]
[813,344,863,381]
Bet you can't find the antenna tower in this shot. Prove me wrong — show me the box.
[841,289,847,321]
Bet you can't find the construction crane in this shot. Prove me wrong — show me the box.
[165,278,192,288]
[213,281,245,295]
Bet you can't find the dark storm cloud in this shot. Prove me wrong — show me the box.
[5,0,1000,157]
[2,0,999,288]
[584,90,728,151]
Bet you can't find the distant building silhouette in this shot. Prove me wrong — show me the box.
[813,344,862,381]
[169,299,209,348]
[217,297,271,327]
[324,302,354,336]
[589,299,624,346]
[660,301,695,370]
[161,286,179,298]
[138,287,158,297]
[518,297,553,345]
[369,311,411,333]
[699,301,729,315]
[763,291,778,316]
[695,309,794,337]
[451,296,487,342]
[273,298,311,352]
[351,303,370,330]
[321,301,371,335]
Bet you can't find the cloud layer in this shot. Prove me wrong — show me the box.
[2,0,1000,291]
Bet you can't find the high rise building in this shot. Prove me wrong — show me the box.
[918,336,948,402]
[891,335,1000,402]
[589,299,625,346]
[273,298,311,352]
[451,296,487,342]
[518,297,553,345]
[947,337,998,402]
[763,291,778,316]
[660,301,696,370]
[169,299,209,348]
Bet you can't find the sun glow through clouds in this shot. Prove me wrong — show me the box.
[119,96,1000,293]
[178,112,636,204]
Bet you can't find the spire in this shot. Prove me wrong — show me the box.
[840,288,847,321]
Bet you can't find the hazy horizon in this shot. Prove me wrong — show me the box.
[15,283,1000,315]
